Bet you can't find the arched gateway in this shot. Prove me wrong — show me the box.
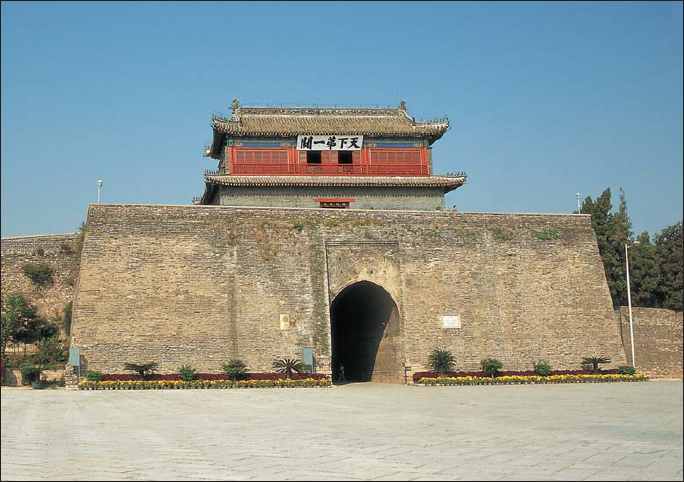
[330,281,403,383]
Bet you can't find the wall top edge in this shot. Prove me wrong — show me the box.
[1,233,77,241]
[86,203,591,218]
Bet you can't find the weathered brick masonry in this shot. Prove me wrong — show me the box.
[1,233,78,320]
[618,307,683,378]
[216,186,446,211]
[70,204,627,379]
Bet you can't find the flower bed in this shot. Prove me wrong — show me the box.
[101,372,329,381]
[412,369,619,383]
[417,374,648,386]
[78,378,332,390]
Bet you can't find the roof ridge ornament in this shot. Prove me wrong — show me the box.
[398,100,406,112]
[231,98,240,121]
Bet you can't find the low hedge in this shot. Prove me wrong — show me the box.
[417,374,648,386]
[413,369,620,383]
[79,378,331,390]
[101,372,329,382]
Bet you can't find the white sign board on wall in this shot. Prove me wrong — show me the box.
[297,135,363,151]
[442,315,461,329]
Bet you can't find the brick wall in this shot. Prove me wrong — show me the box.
[70,204,627,379]
[618,307,683,378]
[218,186,445,211]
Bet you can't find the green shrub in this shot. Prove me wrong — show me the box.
[178,364,197,381]
[292,220,304,231]
[222,359,248,383]
[428,348,456,375]
[581,356,611,374]
[123,362,159,380]
[481,358,503,379]
[534,228,561,241]
[491,227,513,241]
[272,358,303,379]
[59,242,74,254]
[21,262,54,287]
[618,365,636,375]
[62,302,73,337]
[85,370,103,381]
[19,361,41,384]
[533,360,552,377]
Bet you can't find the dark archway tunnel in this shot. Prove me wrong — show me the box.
[330,281,401,383]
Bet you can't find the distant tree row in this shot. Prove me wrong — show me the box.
[578,188,682,311]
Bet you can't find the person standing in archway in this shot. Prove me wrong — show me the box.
[339,363,345,382]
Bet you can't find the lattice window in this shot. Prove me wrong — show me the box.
[370,149,421,164]
[235,148,288,163]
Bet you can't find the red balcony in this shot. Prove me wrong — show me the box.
[230,163,429,176]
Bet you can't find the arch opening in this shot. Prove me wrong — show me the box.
[330,281,402,383]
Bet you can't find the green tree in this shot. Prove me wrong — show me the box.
[583,188,681,312]
[1,293,48,356]
[582,189,622,306]
[608,189,633,307]
[655,221,683,311]
[582,188,640,308]
[629,232,660,307]
[33,336,68,368]
[13,317,57,354]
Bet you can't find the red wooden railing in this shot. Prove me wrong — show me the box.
[229,163,429,176]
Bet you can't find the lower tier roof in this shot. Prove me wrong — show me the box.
[203,174,466,191]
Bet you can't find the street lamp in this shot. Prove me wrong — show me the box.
[576,192,581,213]
[97,180,103,204]
[625,240,639,368]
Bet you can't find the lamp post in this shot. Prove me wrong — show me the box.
[625,241,639,368]
[576,192,581,213]
[97,180,103,204]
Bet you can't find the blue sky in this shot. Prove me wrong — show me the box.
[2,1,682,238]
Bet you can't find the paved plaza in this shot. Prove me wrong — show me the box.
[1,381,682,481]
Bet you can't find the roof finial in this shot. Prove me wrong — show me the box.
[231,98,240,113]
[398,100,406,112]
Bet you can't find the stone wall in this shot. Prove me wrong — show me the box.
[1,233,78,322]
[70,204,626,379]
[218,186,445,210]
[618,307,683,378]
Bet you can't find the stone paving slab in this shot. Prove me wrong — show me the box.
[1,381,682,481]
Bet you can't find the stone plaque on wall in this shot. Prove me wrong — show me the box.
[280,314,292,330]
[442,315,461,329]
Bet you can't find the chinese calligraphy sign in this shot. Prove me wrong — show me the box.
[297,135,363,151]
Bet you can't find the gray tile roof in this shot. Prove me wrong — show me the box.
[204,174,466,191]
[211,104,449,138]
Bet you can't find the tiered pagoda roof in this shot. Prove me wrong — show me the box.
[197,99,465,208]
[206,101,449,159]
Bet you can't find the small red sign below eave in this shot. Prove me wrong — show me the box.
[313,198,356,203]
